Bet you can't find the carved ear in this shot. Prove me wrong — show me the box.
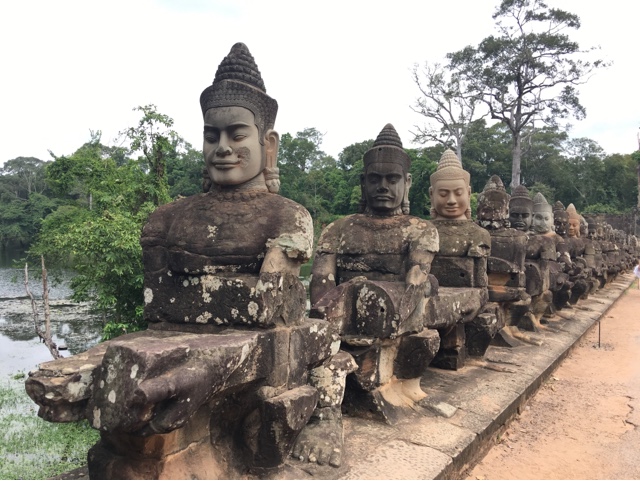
[402,173,412,215]
[429,186,433,198]
[264,129,280,169]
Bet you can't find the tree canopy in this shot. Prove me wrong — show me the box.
[418,0,608,188]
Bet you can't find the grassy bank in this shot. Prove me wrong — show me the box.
[0,373,99,480]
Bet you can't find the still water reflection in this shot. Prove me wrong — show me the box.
[0,246,103,377]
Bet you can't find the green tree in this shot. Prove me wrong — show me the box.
[460,119,512,193]
[0,157,56,247]
[32,106,183,338]
[119,104,178,205]
[0,157,49,198]
[448,0,607,188]
[407,146,441,218]
[166,144,204,198]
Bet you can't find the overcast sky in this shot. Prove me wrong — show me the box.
[1,0,638,168]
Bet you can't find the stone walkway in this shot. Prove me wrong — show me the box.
[288,273,634,479]
[466,275,640,480]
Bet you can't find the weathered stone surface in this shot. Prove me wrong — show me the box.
[25,341,109,422]
[86,330,265,435]
[432,323,467,370]
[430,221,490,288]
[394,329,440,379]
[87,405,225,480]
[27,42,331,479]
[288,319,340,389]
[466,311,500,357]
[249,386,319,468]
[426,287,488,329]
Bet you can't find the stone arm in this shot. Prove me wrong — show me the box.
[405,221,439,288]
[405,250,435,287]
[310,252,338,306]
[555,238,573,272]
[467,229,491,258]
[261,244,303,276]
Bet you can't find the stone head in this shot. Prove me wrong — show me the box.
[429,149,471,220]
[584,215,598,240]
[553,201,569,237]
[200,43,280,193]
[566,204,581,238]
[360,124,412,216]
[531,192,554,234]
[579,215,589,238]
[477,175,509,228]
[508,185,533,231]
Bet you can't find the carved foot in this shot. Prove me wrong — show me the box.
[291,406,343,468]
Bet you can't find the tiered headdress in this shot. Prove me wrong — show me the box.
[200,42,278,131]
[532,192,552,213]
[430,149,470,185]
[566,203,580,222]
[509,185,532,210]
[363,124,411,171]
[478,175,509,212]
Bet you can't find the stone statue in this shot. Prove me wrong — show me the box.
[584,214,607,288]
[427,150,496,369]
[524,192,562,323]
[476,175,530,337]
[579,214,600,295]
[553,200,569,238]
[26,43,335,479]
[300,125,440,459]
[564,204,592,303]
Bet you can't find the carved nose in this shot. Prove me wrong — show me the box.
[216,144,232,156]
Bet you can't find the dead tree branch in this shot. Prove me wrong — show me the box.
[24,257,61,360]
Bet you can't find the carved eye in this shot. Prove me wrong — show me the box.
[204,131,219,144]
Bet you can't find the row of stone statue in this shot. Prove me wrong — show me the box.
[25,43,638,479]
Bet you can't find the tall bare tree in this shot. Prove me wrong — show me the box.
[411,62,486,161]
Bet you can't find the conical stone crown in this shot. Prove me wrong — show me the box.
[532,192,552,213]
[200,42,278,130]
[363,123,410,170]
[430,149,470,184]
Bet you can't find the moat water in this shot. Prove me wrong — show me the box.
[0,247,103,378]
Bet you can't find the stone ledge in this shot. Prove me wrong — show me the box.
[55,275,633,480]
[287,274,633,480]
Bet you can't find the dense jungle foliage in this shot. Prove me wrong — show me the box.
[1,105,638,336]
